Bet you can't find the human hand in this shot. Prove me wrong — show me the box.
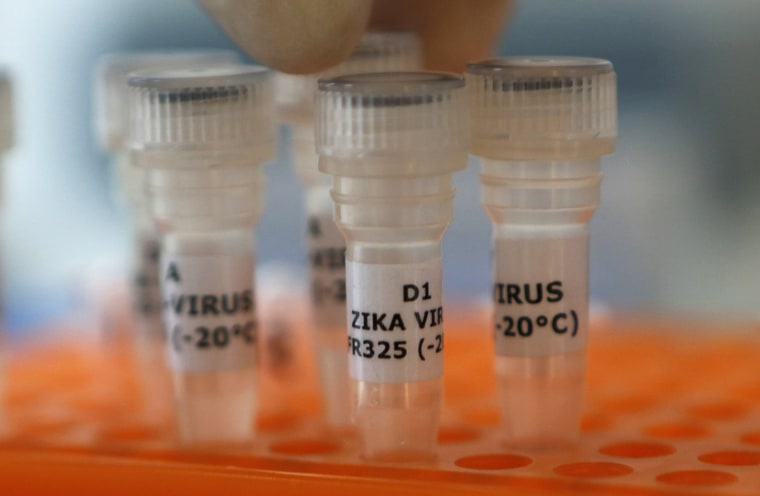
[198,0,515,73]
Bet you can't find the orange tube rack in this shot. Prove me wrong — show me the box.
[1,309,759,495]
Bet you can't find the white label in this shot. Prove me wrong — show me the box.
[161,254,257,372]
[131,232,163,340]
[347,258,444,383]
[493,233,588,357]
[307,214,346,328]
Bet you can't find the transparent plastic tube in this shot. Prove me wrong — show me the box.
[317,72,468,461]
[304,172,352,429]
[346,237,445,463]
[466,57,618,449]
[94,50,239,422]
[282,131,351,429]
[0,70,11,157]
[94,50,240,152]
[485,160,600,448]
[163,230,258,444]
[128,65,275,445]
[129,206,170,421]
[0,71,11,420]
[278,32,422,431]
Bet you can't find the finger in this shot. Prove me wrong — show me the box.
[198,0,372,74]
[369,0,516,72]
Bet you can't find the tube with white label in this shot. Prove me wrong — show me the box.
[277,32,421,430]
[316,72,468,461]
[94,50,239,422]
[127,65,275,445]
[466,57,618,448]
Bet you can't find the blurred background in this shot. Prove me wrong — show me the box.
[0,0,758,334]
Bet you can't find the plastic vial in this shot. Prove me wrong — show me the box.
[466,57,618,448]
[277,32,421,430]
[0,71,12,419]
[128,65,275,445]
[0,70,12,157]
[0,70,11,230]
[316,72,468,461]
[94,51,238,421]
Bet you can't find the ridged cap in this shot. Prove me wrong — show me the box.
[127,64,275,164]
[277,32,422,124]
[0,71,13,151]
[316,72,468,172]
[94,50,239,152]
[466,56,617,160]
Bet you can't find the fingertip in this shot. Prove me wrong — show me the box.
[200,0,372,74]
[369,0,516,73]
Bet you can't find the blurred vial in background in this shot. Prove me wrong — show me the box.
[92,49,240,424]
[0,70,13,419]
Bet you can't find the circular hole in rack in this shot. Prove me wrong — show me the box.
[580,413,613,433]
[554,461,633,478]
[599,441,676,459]
[698,450,760,466]
[734,382,760,400]
[13,417,80,438]
[656,469,737,486]
[99,423,162,443]
[688,401,748,421]
[270,438,341,456]
[64,394,128,421]
[461,407,500,426]
[438,425,481,444]
[601,395,658,414]
[257,414,300,432]
[455,453,532,470]
[740,431,760,446]
[644,422,710,439]
[4,388,44,408]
